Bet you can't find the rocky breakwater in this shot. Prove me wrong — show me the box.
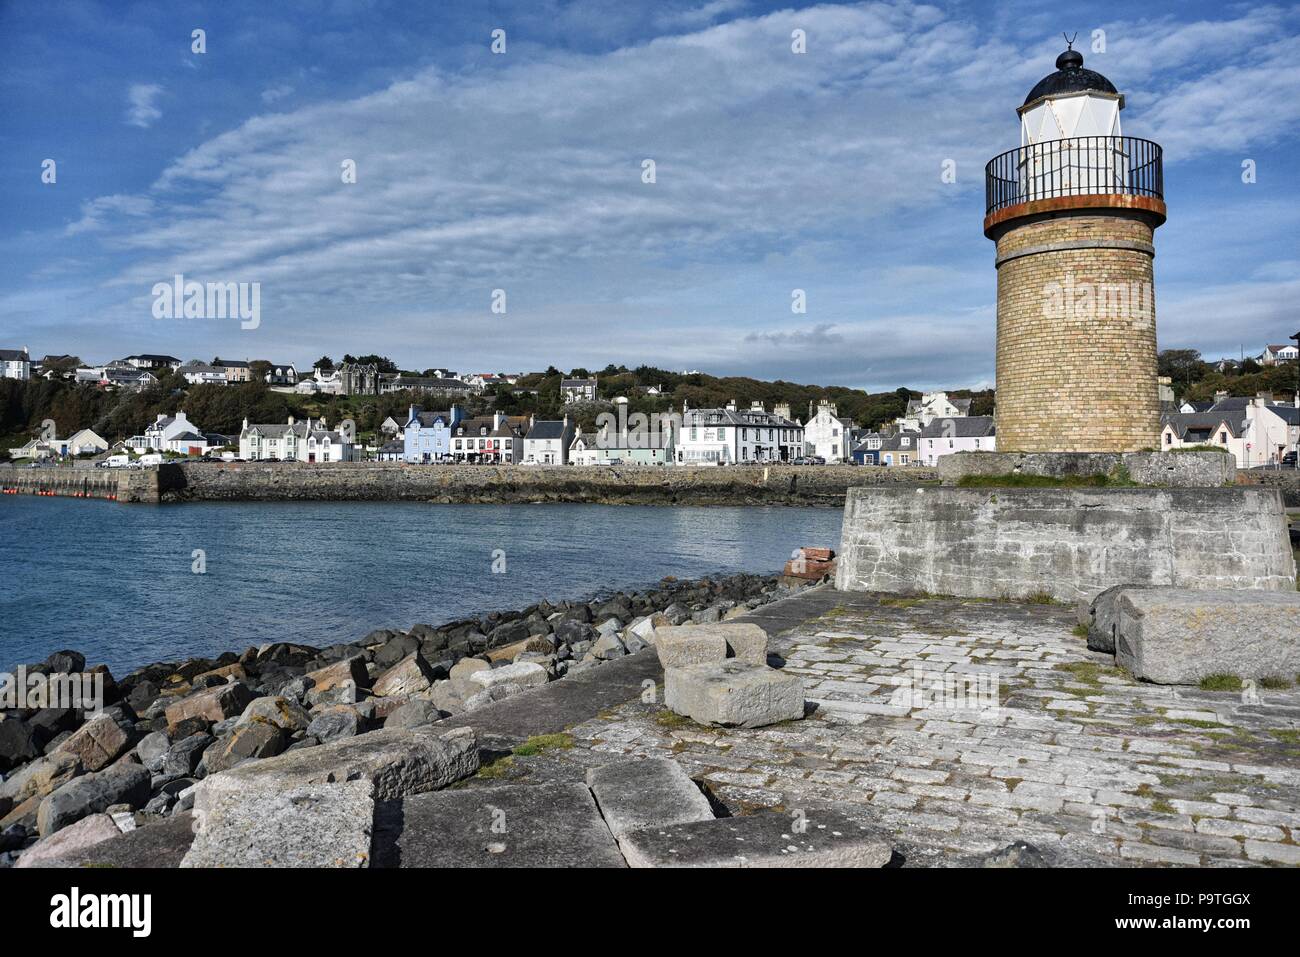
[0,572,806,867]
[162,461,937,506]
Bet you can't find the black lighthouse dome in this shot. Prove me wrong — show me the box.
[1023,47,1118,106]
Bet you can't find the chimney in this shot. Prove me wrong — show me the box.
[774,402,791,420]
[725,399,737,412]
[750,400,764,412]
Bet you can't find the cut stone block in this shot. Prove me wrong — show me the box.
[195,725,479,801]
[586,758,714,844]
[183,776,375,868]
[390,782,625,868]
[655,623,767,667]
[653,626,727,669]
[665,661,804,728]
[714,623,768,664]
[1114,588,1300,685]
[619,809,891,868]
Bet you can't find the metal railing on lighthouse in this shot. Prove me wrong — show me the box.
[985,135,1163,215]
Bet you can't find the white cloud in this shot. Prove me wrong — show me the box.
[125,83,163,128]
[261,84,294,104]
[23,3,1300,388]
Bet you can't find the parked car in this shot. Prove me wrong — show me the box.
[1283,451,1297,468]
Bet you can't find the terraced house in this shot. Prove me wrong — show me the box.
[403,404,464,463]
[449,412,527,464]
[676,400,804,465]
[239,416,354,463]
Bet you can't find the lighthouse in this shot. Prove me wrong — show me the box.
[984,41,1165,452]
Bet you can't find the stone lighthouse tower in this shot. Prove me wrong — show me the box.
[984,42,1165,452]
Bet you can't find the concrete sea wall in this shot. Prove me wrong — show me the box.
[936,450,1236,488]
[159,462,939,506]
[835,485,1297,603]
[0,465,162,503]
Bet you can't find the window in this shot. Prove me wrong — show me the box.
[1219,432,1227,444]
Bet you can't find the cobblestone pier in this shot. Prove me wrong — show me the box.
[461,587,1300,867]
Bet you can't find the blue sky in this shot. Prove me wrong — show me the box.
[1,0,1297,390]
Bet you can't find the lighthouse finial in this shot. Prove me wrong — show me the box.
[1063,32,1077,50]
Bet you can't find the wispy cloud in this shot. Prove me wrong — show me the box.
[6,2,1300,388]
[125,83,163,128]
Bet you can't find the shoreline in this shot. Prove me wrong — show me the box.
[0,570,817,865]
[1,461,939,505]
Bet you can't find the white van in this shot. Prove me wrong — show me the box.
[136,453,163,467]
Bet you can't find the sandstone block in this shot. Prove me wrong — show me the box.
[304,655,369,693]
[164,682,254,733]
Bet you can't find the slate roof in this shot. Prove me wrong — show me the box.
[919,416,995,439]
[1160,411,1244,442]
[526,420,568,440]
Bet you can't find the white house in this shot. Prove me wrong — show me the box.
[239,416,354,462]
[0,347,31,380]
[180,362,228,386]
[803,400,855,463]
[123,354,180,371]
[1161,394,1298,467]
[918,416,996,466]
[676,401,804,465]
[560,377,598,404]
[1258,344,1299,366]
[523,416,575,465]
[895,391,973,432]
[59,429,110,456]
[131,412,204,452]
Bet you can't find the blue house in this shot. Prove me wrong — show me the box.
[403,404,464,463]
